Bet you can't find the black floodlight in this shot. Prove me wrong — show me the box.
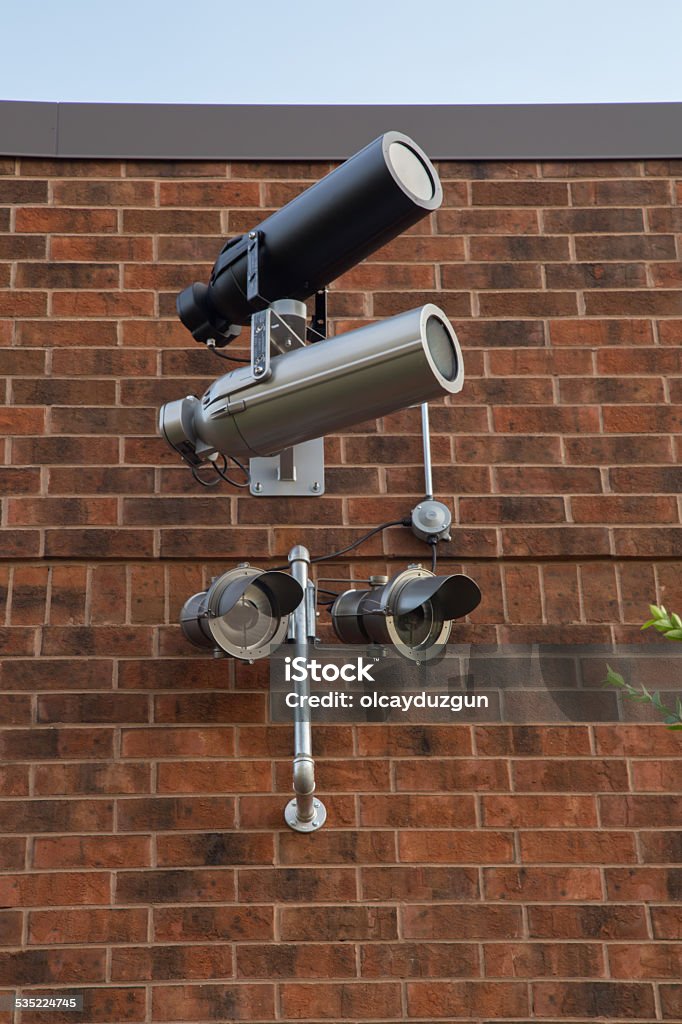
[177,131,442,346]
[180,565,303,661]
[331,567,481,662]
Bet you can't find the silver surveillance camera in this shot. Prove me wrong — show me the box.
[159,303,464,466]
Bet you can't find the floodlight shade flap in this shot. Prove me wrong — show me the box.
[254,571,304,616]
[215,572,303,618]
[394,574,482,620]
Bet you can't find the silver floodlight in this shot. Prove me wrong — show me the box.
[331,566,481,662]
[160,304,463,468]
[180,565,303,661]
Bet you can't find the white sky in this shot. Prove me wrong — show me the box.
[2,0,682,105]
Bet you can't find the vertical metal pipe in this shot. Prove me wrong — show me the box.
[421,402,434,500]
[284,544,327,832]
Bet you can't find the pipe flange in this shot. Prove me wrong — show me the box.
[284,798,327,833]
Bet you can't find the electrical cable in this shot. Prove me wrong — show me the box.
[269,518,411,573]
[190,454,250,489]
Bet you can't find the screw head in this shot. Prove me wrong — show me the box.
[311,481,320,492]
[253,482,263,493]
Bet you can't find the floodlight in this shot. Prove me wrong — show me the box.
[180,565,303,661]
[159,303,463,465]
[177,131,442,346]
[331,566,481,662]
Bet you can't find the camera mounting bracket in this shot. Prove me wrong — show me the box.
[248,297,326,496]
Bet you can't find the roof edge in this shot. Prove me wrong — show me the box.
[2,101,682,160]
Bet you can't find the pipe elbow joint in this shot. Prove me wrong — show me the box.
[292,755,316,797]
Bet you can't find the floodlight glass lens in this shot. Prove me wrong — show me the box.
[425,316,458,381]
[394,601,438,648]
[388,142,435,201]
[218,585,277,650]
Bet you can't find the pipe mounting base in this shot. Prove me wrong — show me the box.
[284,797,327,833]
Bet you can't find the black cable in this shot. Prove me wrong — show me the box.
[429,538,438,572]
[268,517,411,572]
[191,464,222,488]
[190,454,250,489]
[213,456,250,489]
[309,518,410,565]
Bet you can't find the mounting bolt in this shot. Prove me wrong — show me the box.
[253,481,263,493]
[249,231,257,239]
[311,481,320,493]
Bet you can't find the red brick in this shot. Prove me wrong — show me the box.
[50,234,153,261]
[0,727,113,760]
[0,871,111,907]
[116,869,235,904]
[408,979,529,1018]
[152,983,273,1022]
[156,832,274,866]
[33,762,150,795]
[438,208,539,233]
[121,726,235,758]
[475,725,591,757]
[484,941,604,978]
[484,866,602,901]
[280,906,396,942]
[360,941,479,978]
[402,904,523,939]
[532,981,655,1019]
[156,760,271,793]
[111,943,234,982]
[361,866,479,901]
[37,690,149,722]
[528,904,649,939]
[652,908,682,940]
[0,798,113,833]
[237,942,355,979]
[512,757,628,792]
[481,794,598,827]
[239,867,356,903]
[520,830,637,864]
[639,831,682,863]
[15,207,118,232]
[48,566,88,625]
[605,867,681,901]
[609,944,682,979]
[33,835,151,868]
[399,830,513,864]
[394,758,509,792]
[153,905,272,942]
[117,797,235,832]
[0,948,106,984]
[600,795,682,827]
[280,981,401,1020]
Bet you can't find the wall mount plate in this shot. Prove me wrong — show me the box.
[249,437,325,496]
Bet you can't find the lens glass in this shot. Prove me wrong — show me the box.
[218,584,276,650]
[425,316,457,381]
[388,142,435,201]
[394,601,438,648]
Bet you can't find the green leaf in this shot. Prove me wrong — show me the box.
[671,613,682,630]
[650,605,665,619]
[664,628,682,641]
[667,723,682,731]
[641,618,657,631]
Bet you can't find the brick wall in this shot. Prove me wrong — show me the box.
[1,154,681,1022]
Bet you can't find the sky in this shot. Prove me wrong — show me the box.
[1,0,681,106]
